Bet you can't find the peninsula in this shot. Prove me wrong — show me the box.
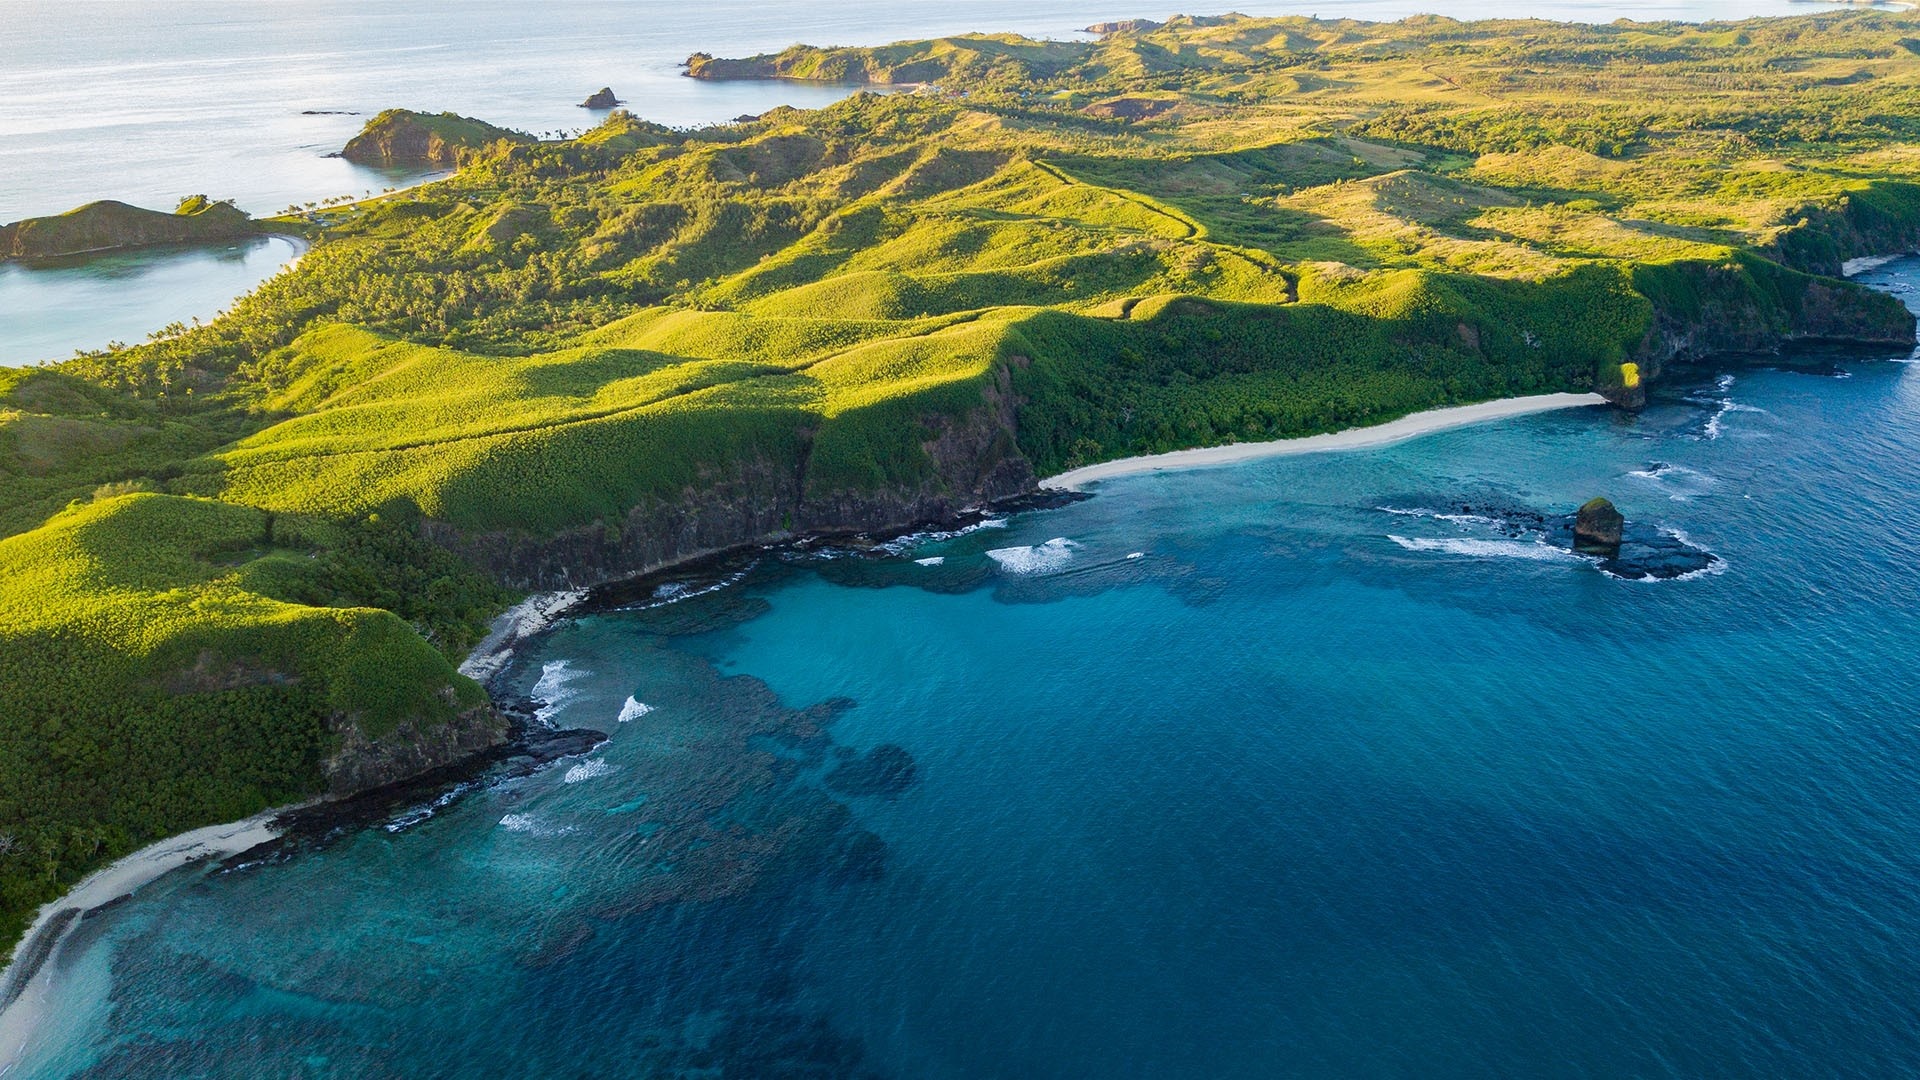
[5,11,1920,961]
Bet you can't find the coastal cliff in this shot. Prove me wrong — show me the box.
[0,196,261,260]
[1614,253,1917,407]
[323,704,508,795]
[1762,183,1920,279]
[425,364,1035,591]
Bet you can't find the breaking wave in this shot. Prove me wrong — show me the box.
[562,759,610,784]
[1627,462,1717,500]
[531,660,586,728]
[1387,535,1589,563]
[986,537,1077,575]
[498,813,575,838]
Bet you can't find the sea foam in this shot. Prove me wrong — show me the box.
[617,696,654,723]
[498,813,574,838]
[986,537,1077,574]
[1628,462,1717,500]
[531,660,587,727]
[563,759,610,784]
[1388,535,1587,563]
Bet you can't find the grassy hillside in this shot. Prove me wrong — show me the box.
[7,10,1920,956]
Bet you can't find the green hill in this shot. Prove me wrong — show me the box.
[0,196,261,260]
[340,109,534,168]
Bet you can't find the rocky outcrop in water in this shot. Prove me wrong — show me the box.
[581,87,621,109]
[1574,497,1625,554]
[1086,19,1163,34]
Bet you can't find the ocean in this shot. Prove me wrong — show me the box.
[11,256,1920,1076]
[0,0,1859,364]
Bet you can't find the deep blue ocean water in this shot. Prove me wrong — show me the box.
[12,264,1920,1078]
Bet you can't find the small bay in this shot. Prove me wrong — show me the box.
[0,237,303,366]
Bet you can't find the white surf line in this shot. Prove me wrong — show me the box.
[459,589,589,686]
[1042,393,1608,489]
[0,807,298,1072]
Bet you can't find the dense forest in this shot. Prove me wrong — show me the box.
[5,11,1920,956]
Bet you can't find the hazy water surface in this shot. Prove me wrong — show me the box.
[0,0,1851,221]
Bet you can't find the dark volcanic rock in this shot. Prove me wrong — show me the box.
[581,86,621,109]
[516,725,612,763]
[1574,497,1625,553]
[320,704,509,796]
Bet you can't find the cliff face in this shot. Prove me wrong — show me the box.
[1761,183,1920,279]
[683,53,789,81]
[322,704,508,796]
[425,365,1035,591]
[1610,255,1916,407]
[1086,19,1164,34]
[0,199,259,260]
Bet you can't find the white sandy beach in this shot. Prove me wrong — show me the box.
[1841,252,1914,277]
[458,588,588,685]
[0,807,294,1071]
[1042,393,1609,489]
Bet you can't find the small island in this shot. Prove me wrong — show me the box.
[0,196,262,261]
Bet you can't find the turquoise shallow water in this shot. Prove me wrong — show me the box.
[0,237,304,366]
[12,264,1920,1077]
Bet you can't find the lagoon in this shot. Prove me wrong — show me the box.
[0,237,303,366]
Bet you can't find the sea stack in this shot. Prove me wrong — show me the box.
[581,87,620,109]
[1574,497,1625,553]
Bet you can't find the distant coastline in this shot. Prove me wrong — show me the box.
[1043,394,1609,489]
